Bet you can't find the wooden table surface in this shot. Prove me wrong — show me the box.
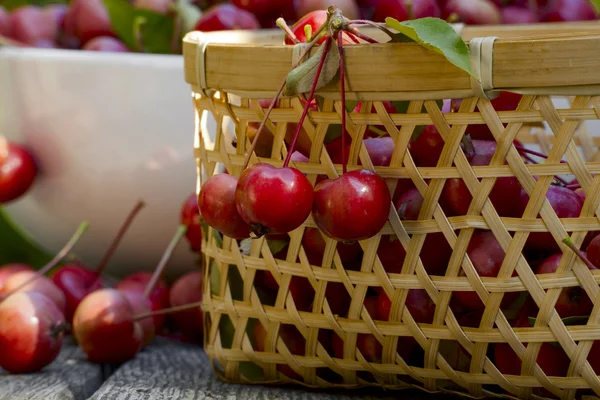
[0,337,469,400]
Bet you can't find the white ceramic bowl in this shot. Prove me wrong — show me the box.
[0,47,207,279]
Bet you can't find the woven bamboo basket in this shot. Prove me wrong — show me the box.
[183,20,600,400]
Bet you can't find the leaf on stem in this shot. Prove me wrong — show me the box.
[284,43,340,97]
[385,17,474,78]
[0,207,53,268]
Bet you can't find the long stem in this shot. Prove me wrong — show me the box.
[343,31,360,44]
[276,18,299,44]
[2,221,89,300]
[567,183,581,190]
[563,236,598,270]
[514,145,549,160]
[348,20,397,42]
[283,37,333,168]
[338,33,348,175]
[143,225,187,298]
[242,35,323,171]
[133,300,203,322]
[94,200,145,278]
[346,27,378,44]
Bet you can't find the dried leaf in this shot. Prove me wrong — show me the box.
[283,42,340,97]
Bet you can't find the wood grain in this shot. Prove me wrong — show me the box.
[0,337,106,400]
[89,338,464,400]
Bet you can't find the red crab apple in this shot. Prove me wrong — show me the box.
[313,169,391,242]
[519,185,583,254]
[133,0,174,13]
[194,3,260,32]
[409,125,446,168]
[0,7,10,37]
[0,264,34,292]
[0,270,66,314]
[372,0,441,22]
[0,292,67,373]
[0,139,38,204]
[9,5,63,47]
[82,36,129,52]
[535,253,595,318]
[181,192,203,252]
[198,173,252,240]
[235,163,314,237]
[285,9,328,44]
[253,322,305,379]
[295,0,360,20]
[67,0,115,45]
[442,140,522,217]
[454,230,519,310]
[73,289,144,364]
[116,272,170,332]
[169,271,204,340]
[302,227,362,266]
[587,235,600,269]
[541,0,596,22]
[501,6,540,23]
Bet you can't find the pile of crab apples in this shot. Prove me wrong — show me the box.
[0,194,206,374]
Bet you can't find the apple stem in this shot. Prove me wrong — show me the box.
[282,36,334,168]
[567,183,581,190]
[133,299,202,322]
[562,236,597,270]
[514,145,550,160]
[143,225,188,299]
[345,27,378,44]
[343,31,360,44]
[337,33,348,176]
[242,33,323,171]
[1,221,89,301]
[348,20,397,42]
[276,17,299,44]
[94,200,146,278]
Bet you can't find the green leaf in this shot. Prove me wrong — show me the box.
[529,315,589,327]
[210,260,220,296]
[0,208,53,269]
[103,0,176,54]
[591,0,600,14]
[1,0,67,11]
[211,229,223,248]
[219,315,235,349]
[229,265,244,301]
[239,362,264,380]
[283,42,340,97]
[385,17,474,78]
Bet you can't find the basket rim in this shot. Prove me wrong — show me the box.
[183,21,600,100]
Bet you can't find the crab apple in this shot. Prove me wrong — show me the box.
[454,230,519,310]
[535,253,595,318]
[235,163,314,237]
[116,272,170,332]
[9,6,58,47]
[0,292,66,374]
[372,0,441,21]
[180,193,202,252]
[289,277,315,312]
[83,36,129,52]
[353,101,398,137]
[313,170,391,242]
[302,227,362,267]
[409,125,445,168]
[327,136,396,167]
[118,289,155,347]
[231,0,295,20]
[0,270,66,314]
[495,342,569,378]
[501,6,539,23]
[377,289,435,324]
[541,0,596,22]
[395,188,453,275]
[442,140,522,217]
[0,140,38,204]
[169,271,204,340]
[0,264,33,292]
[51,264,103,323]
[67,0,115,45]
[443,0,501,24]
[285,9,328,45]
[587,235,600,269]
[519,185,583,254]
[194,3,260,32]
[198,173,251,240]
[73,289,144,364]
[295,0,360,20]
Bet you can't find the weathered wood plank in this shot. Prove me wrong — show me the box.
[0,337,106,400]
[90,338,466,400]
